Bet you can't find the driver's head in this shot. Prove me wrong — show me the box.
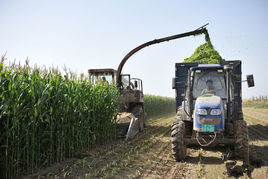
[206,80,213,89]
[102,77,106,81]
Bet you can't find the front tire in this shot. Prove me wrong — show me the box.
[171,120,186,161]
[233,120,249,165]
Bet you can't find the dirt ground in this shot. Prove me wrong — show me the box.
[23,107,268,179]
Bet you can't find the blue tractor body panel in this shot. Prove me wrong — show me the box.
[194,114,224,131]
[193,95,225,132]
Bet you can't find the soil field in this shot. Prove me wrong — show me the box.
[23,107,268,179]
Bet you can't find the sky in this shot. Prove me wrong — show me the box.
[0,0,267,98]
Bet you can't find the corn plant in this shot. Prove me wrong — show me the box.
[144,95,175,118]
[0,58,119,178]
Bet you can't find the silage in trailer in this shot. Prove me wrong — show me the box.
[183,32,224,64]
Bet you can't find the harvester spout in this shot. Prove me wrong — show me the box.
[116,23,210,87]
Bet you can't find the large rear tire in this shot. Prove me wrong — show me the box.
[131,105,144,132]
[171,120,186,161]
[233,120,249,166]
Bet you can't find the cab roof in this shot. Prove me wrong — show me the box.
[88,68,117,74]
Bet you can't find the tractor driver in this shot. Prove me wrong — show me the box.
[102,77,109,85]
[201,80,216,95]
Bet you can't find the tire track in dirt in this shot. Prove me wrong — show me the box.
[87,123,172,177]
[115,117,179,178]
[78,114,177,178]
[244,108,268,178]
[138,136,181,179]
[244,113,268,125]
[245,117,268,140]
[243,107,268,123]
[137,135,172,178]
[248,125,268,141]
[94,115,174,158]
[111,114,193,179]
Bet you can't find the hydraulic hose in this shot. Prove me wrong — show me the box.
[196,132,217,147]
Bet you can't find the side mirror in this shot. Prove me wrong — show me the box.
[172,77,177,89]
[134,81,138,88]
[246,74,254,87]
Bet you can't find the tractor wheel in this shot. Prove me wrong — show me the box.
[184,121,193,137]
[171,120,186,161]
[233,120,249,166]
[143,110,147,128]
[131,105,144,132]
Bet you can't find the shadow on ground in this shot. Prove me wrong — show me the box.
[248,124,268,141]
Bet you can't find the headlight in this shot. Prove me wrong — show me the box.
[210,109,221,115]
[197,108,207,115]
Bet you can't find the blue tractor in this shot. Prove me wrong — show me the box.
[171,61,254,165]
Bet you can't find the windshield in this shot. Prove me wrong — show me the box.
[98,75,113,84]
[192,70,226,98]
[121,75,130,89]
[92,73,114,85]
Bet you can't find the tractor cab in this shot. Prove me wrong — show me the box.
[190,65,227,132]
[119,74,143,91]
[88,68,146,139]
[88,68,117,85]
[191,65,227,99]
[88,68,144,112]
[88,68,143,91]
[118,74,144,112]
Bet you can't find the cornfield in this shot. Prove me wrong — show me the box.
[0,59,119,178]
[0,57,177,178]
[144,95,175,118]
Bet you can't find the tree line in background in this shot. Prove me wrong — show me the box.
[243,95,268,108]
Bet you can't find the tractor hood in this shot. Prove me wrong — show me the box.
[193,95,225,132]
[195,95,222,109]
